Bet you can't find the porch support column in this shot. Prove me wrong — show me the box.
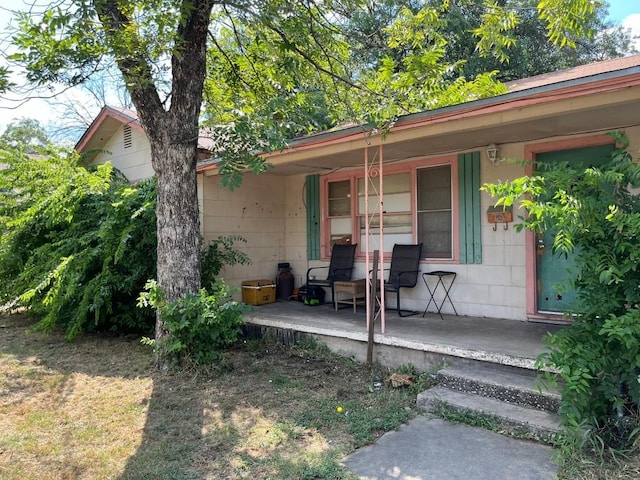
[364,143,386,333]
[365,146,372,330]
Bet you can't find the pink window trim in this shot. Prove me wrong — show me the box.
[319,155,460,264]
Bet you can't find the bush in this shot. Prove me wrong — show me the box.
[201,235,250,287]
[0,141,255,346]
[0,144,157,338]
[484,132,640,459]
[138,280,250,365]
[540,313,640,459]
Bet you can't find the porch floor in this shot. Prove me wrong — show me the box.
[244,300,565,371]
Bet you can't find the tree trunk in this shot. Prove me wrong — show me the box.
[150,138,202,357]
[93,0,216,367]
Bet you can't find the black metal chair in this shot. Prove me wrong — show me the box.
[306,243,357,304]
[382,243,423,317]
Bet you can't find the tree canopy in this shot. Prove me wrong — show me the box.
[0,118,51,152]
[198,0,635,143]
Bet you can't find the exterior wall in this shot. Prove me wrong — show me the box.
[302,148,528,320]
[200,172,288,295]
[294,127,640,321]
[465,142,528,320]
[283,175,312,289]
[452,126,640,321]
[91,126,153,182]
[199,126,640,320]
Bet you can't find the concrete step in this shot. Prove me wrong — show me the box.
[417,387,561,442]
[437,363,561,412]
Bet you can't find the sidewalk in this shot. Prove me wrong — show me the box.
[345,415,558,480]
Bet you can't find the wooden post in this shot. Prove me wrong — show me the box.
[367,250,379,365]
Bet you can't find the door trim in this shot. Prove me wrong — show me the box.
[524,134,616,319]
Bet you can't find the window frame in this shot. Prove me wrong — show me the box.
[320,155,460,263]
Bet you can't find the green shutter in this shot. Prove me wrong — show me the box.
[458,152,482,264]
[306,174,321,260]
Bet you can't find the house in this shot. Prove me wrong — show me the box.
[75,106,214,181]
[76,54,640,325]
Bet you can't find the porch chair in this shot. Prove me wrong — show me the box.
[306,243,357,304]
[382,243,423,317]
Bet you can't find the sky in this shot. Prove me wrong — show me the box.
[0,0,639,141]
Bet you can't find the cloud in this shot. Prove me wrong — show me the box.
[622,14,640,50]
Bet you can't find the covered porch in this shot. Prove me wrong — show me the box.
[199,57,640,325]
[243,300,564,373]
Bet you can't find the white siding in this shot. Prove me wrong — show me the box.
[91,126,153,182]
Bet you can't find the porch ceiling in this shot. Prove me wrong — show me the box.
[259,86,640,176]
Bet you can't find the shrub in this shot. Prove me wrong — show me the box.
[201,235,250,287]
[0,142,254,344]
[0,144,157,338]
[138,280,250,365]
[483,131,640,459]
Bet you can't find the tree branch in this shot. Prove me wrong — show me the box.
[207,31,256,92]
[171,0,217,122]
[93,0,165,132]
[265,23,366,93]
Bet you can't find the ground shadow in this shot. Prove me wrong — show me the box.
[118,376,206,480]
[0,313,209,480]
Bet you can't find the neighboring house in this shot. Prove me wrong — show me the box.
[76,106,153,182]
[76,54,640,323]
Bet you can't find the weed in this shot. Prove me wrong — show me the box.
[0,314,418,479]
[431,401,555,444]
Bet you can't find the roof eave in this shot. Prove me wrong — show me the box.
[241,64,640,162]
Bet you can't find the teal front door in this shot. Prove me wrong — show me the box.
[535,144,614,314]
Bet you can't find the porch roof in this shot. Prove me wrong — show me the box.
[198,54,640,176]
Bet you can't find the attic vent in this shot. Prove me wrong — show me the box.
[123,125,133,149]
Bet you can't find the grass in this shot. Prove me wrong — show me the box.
[3,312,639,479]
[0,313,431,479]
[431,402,555,444]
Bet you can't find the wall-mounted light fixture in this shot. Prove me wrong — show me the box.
[486,143,500,166]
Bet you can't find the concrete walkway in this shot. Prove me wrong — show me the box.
[247,302,562,478]
[345,415,558,480]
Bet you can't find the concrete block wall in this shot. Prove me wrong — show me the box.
[445,127,640,320]
[198,126,640,318]
[200,172,287,294]
[321,144,533,321]
[283,175,312,290]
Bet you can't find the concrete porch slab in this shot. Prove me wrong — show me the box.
[244,300,565,371]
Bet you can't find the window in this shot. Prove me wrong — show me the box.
[327,180,352,246]
[417,165,452,258]
[322,162,454,260]
[358,173,412,252]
